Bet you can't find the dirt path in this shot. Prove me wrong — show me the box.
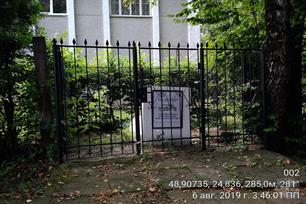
[1,149,306,203]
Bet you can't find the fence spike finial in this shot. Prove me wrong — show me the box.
[196,43,199,48]
[116,40,120,46]
[200,42,204,48]
[84,39,87,45]
[95,39,99,46]
[138,41,141,47]
[187,42,189,48]
[215,43,218,48]
[168,42,171,47]
[106,40,109,46]
[72,38,76,45]
[60,38,63,45]
[177,42,180,48]
[148,41,151,47]
[52,38,57,44]
[158,41,161,47]
[133,41,136,47]
[206,41,208,47]
[128,41,131,47]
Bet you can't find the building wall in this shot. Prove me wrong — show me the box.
[110,17,153,46]
[38,15,68,41]
[159,0,188,47]
[38,0,200,48]
[74,0,104,45]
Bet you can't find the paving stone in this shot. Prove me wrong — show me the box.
[4,149,306,203]
[107,172,146,193]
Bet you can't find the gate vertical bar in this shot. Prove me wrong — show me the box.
[259,48,267,148]
[53,39,64,163]
[199,44,206,150]
[241,51,245,140]
[133,42,141,155]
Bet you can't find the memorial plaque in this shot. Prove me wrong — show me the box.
[152,90,182,128]
[134,86,191,143]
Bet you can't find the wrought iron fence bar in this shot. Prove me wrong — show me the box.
[116,42,124,155]
[205,46,210,146]
[187,45,192,145]
[196,43,201,147]
[199,46,206,150]
[72,42,81,159]
[142,137,200,143]
[106,44,114,155]
[133,43,141,155]
[138,43,145,148]
[224,48,228,134]
[177,44,183,145]
[215,48,220,147]
[128,42,135,154]
[158,42,165,150]
[53,40,263,160]
[68,141,136,148]
[56,45,134,49]
[135,47,261,51]
[148,44,154,143]
[84,41,92,157]
[241,50,246,142]
[167,45,174,145]
[233,48,237,144]
[95,41,103,157]
[55,43,262,51]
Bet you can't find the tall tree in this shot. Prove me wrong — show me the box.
[175,0,266,48]
[0,0,41,155]
[265,0,305,154]
[176,0,305,155]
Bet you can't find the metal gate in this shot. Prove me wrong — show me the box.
[53,39,264,162]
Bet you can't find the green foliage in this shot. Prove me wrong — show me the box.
[60,44,262,150]
[0,0,41,55]
[0,0,43,161]
[61,48,134,142]
[175,0,265,48]
[233,138,248,151]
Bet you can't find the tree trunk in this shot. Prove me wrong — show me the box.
[3,71,17,154]
[265,0,304,154]
[33,37,53,148]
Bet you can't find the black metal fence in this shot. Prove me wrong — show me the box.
[53,39,264,161]
[303,48,306,116]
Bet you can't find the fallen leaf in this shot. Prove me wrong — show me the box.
[75,191,81,196]
[283,159,290,165]
[148,186,157,192]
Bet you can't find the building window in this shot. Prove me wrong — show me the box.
[110,0,150,16]
[142,0,150,15]
[41,0,66,14]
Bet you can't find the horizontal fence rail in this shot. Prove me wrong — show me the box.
[53,39,263,161]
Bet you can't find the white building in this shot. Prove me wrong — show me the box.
[38,0,200,47]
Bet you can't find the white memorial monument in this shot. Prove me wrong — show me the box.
[140,86,191,144]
